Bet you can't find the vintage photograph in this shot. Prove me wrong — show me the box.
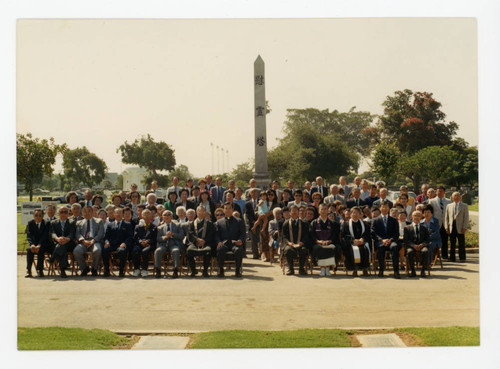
[14,15,484,360]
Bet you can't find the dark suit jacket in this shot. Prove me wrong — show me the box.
[174,200,195,213]
[49,218,76,247]
[134,222,158,249]
[310,185,329,199]
[372,198,394,209]
[346,198,366,209]
[282,218,311,246]
[215,216,246,246]
[404,223,429,249]
[245,199,258,226]
[210,186,226,205]
[105,220,134,249]
[26,219,50,246]
[371,215,399,248]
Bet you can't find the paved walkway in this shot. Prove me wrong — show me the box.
[17,254,479,332]
[132,336,189,349]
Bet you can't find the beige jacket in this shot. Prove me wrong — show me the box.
[444,202,469,234]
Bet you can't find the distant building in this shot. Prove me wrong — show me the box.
[122,167,148,192]
[96,172,119,189]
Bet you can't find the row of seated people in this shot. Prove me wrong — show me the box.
[25,202,246,279]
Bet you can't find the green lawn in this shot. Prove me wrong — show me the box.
[18,327,129,350]
[189,329,352,349]
[396,327,479,346]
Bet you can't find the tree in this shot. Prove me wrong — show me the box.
[117,134,176,187]
[167,165,193,185]
[373,89,458,154]
[116,174,124,190]
[17,133,65,200]
[62,146,108,189]
[267,108,369,183]
[370,143,400,181]
[230,161,255,187]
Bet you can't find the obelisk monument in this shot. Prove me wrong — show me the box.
[253,55,271,190]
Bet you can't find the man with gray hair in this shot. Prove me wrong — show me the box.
[70,203,83,221]
[155,210,184,278]
[404,210,429,277]
[444,192,469,262]
[324,184,345,205]
[186,206,216,277]
[145,192,158,207]
[73,205,104,276]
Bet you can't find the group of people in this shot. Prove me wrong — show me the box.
[24,174,470,280]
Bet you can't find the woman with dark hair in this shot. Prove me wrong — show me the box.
[65,191,78,208]
[421,204,442,266]
[111,194,124,208]
[128,191,141,216]
[163,191,178,219]
[92,194,104,208]
[198,190,216,221]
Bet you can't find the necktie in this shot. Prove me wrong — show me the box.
[383,216,387,231]
[86,220,91,239]
[415,225,419,240]
[167,224,170,232]
[37,222,40,230]
[356,199,359,206]
[440,198,444,212]
[61,221,65,234]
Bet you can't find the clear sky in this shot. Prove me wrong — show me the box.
[17,18,477,178]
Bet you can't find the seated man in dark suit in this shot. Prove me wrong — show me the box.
[282,205,311,275]
[47,206,76,278]
[186,206,216,277]
[371,201,401,279]
[404,210,430,277]
[346,188,366,209]
[132,209,157,277]
[102,207,134,277]
[25,209,50,277]
[215,202,246,277]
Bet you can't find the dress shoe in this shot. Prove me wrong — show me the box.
[460,260,466,263]
[352,270,358,277]
[189,270,197,278]
[118,271,125,277]
[420,269,427,278]
[155,268,161,278]
[60,270,67,278]
[252,255,259,260]
[410,270,417,278]
[25,271,33,278]
[103,270,111,277]
[81,267,90,277]
[217,269,225,278]
[91,269,98,277]
[202,270,210,278]
[449,259,456,262]
[235,269,242,278]
[172,268,179,278]
[286,269,294,276]
[378,269,384,278]
[37,270,44,277]
[299,268,307,276]
[394,272,401,279]
[362,269,369,276]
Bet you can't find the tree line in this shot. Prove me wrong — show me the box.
[17,89,478,200]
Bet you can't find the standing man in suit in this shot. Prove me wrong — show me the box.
[210,177,226,208]
[80,190,93,208]
[324,184,345,206]
[167,176,181,198]
[102,207,134,277]
[133,209,157,277]
[271,180,282,202]
[154,210,184,278]
[286,180,296,198]
[205,175,215,191]
[282,205,311,275]
[73,206,105,276]
[346,188,366,209]
[244,178,260,199]
[373,188,393,209]
[428,186,452,259]
[47,206,76,278]
[310,176,329,199]
[215,202,246,277]
[151,180,164,200]
[186,206,216,277]
[25,209,50,277]
[339,176,352,200]
[371,201,401,279]
[245,188,260,259]
[444,192,469,262]
[404,210,430,277]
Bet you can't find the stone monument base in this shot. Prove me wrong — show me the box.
[253,172,271,191]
